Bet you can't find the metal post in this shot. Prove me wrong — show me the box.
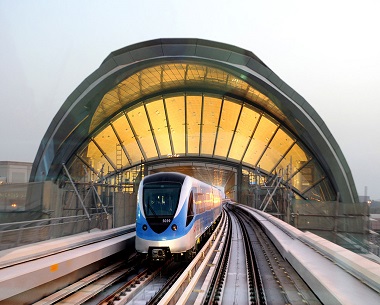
[334,192,340,244]
[237,164,242,203]
[112,188,115,228]
[261,176,281,212]
[62,163,91,220]
[92,184,108,214]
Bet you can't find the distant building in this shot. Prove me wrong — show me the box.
[359,195,371,203]
[0,161,32,184]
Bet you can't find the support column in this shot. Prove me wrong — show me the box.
[237,163,242,204]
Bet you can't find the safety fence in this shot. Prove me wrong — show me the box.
[0,180,138,251]
[0,213,110,251]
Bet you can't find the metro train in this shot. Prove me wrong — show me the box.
[135,172,223,261]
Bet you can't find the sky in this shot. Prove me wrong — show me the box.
[0,0,379,199]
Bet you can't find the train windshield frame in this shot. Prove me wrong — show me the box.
[143,182,181,217]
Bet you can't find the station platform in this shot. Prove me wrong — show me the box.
[0,225,135,304]
[236,204,380,304]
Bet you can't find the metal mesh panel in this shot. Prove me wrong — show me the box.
[0,181,131,250]
[0,214,109,251]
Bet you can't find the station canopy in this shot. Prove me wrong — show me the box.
[30,38,358,203]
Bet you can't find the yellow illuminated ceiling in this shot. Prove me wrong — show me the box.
[89,63,286,133]
[68,62,333,200]
[73,91,329,197]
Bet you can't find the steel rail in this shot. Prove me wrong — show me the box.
[33,254,143,305]
[200,208,232,304]
[233,209,267,304]
[146,265,187,305]
[157,211,227,305]
[235,207,321,304]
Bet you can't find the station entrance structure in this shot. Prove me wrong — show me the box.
[21,39,368,252]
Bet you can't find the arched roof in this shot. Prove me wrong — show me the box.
[30,38,358,203]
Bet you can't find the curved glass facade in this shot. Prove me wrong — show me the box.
[89,63,287,133]
[31,39,358,204]
[68,89,334,201]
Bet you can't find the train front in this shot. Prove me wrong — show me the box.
[135,172,194,261]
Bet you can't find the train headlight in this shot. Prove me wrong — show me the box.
[171,224,177,231]
[142,224,148,231]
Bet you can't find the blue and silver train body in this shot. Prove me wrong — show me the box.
[135,172,223,261]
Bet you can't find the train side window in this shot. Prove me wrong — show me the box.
[197,192,204,213]
[186,191,194,226]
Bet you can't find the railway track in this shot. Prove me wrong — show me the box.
[33,206,321,304]
[189,204,320,304]
[32,213,226,305]
[33,253,146,305]
[230,205,322,305]
[97,259,187,305]
[197,204,265,304]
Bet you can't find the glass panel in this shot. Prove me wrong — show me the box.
[277,143,311,178]
[214,99,241,157]
[145,98,171,157]
[118,80,140,105]
[85,140,114,177]
[187,95,202,155]
[165,96,185,155]
[292,171,308,194]
[92,124,120,168]
[243,114,277,167]
[258,128,295,173]
[91,63,288,136]
[186,64,207,81]
[228,104,260,162]
[291,159,323,194]
[227,75,249,92]
[127,105,157,159]
[303,178,336,201]
[68,155,89,182]
[246,85,268,103]
[162,64,186,86]
[205,67,228,86]
[91,89,119,130]
[112,114,143,165]
[201,96,221,156]
[140,67,161,94]
[186,191,194,226]
[143,182,181,217]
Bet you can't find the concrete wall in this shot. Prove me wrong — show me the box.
[113,192,137,227]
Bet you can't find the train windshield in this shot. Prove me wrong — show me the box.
[143,182,181,217]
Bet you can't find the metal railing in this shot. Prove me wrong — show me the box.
[0,213,109,251]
